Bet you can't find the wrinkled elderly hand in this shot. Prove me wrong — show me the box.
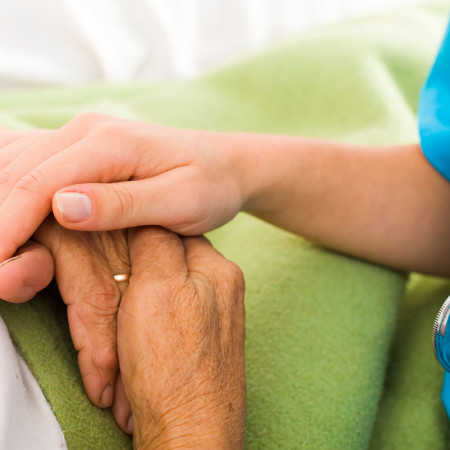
[33,216,130,410]
[118,227,246,449]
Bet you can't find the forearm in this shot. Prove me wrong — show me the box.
[2,122,449,275]
[218,132,450,275]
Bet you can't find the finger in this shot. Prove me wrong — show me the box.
[183,235,246,334]
[0,128,80,205]
[0,130,52,172]
[52,166,198,233]
[0,112,109,194]
[35,223,127,408]
[0,130,37,148]
[0,241,54,303]
[182,235,237,283]
[0,130,144,262]
[111,372,133,435]
[127,226,187,283]
[182,235,223,268]
[0,131,83,261]
[61,263,120,408]
[117,227,189,424]
[117,226,188,370]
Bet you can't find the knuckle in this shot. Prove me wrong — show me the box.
[90,120,130,145]
[91,122,115,139]
[80,281,121,318]
[93,345,118,371]
[13,169,47,196]
[111,184,138,218]
[223,260,245,286]
[0,131,15,147]
[0,165,15,186]
[219,260,245,304]
[151,274,186,299]
[69,112,109,129]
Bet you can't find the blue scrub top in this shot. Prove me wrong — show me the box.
[419,21,450,181]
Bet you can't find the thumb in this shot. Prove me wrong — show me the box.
[52,169,202,234]
[0,241,54,303]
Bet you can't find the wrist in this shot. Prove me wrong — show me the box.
[210,131,295,216]
[133,408,244,450]
[204,131,265,214]
[213,133,328,223]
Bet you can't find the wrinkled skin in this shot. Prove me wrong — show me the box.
[118,227,246,449]
[5,219,248,446]
[34,218,130,410]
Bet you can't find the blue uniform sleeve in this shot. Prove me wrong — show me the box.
[418,20,450,181]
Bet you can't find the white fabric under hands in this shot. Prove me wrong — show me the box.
[0,316,67,450]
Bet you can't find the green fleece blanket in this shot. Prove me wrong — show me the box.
[1,3,449,449]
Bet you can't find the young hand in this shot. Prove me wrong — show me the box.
[0,114,245,264]
[0,129,56,302]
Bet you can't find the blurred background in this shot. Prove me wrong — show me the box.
[0,0,435,88]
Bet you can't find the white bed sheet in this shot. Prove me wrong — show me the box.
[0,316,67,449]
[0,0,430,88]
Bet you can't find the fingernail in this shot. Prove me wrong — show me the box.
[100,384,114,408]
[126,414,134,435]
[55,193,92,222]
[0,256,21,269]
